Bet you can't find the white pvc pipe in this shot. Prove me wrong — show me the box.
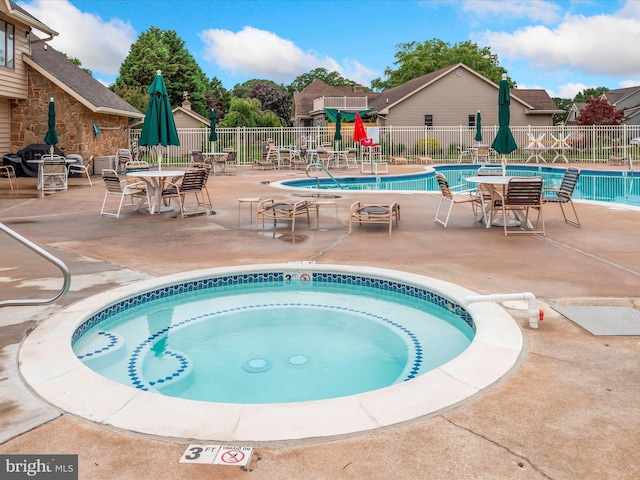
[464,292,539,328]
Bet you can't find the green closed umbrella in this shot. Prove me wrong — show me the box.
[139,70,180,170]
[491,74,517,156]
[44,98,58,155]
[474,110,482,142]
[334,110,342,143]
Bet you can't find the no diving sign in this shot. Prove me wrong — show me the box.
[180,445,253,467]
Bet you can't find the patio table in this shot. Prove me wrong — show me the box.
[127,170,185,214]
[465,175,529,228]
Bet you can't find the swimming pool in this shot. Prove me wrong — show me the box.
[277,165,640,206]
[20,264,523,442]
[72,272,474,404]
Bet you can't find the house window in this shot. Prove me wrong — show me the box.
[468,115,475,127]
[424,114,433,127]
[0,21,15,69]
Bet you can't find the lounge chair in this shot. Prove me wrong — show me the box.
[253,143,276,170]
[543,167,581,227]
[255,198,311,232]
[100,169,149,218]
[349,201,400,235]
[434,172,482,227]
[491,177,545,236]
[162,168,212,218]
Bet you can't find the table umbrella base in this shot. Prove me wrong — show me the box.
[491,217,521,227]
[147,205,175,214]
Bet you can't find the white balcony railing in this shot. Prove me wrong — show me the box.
[313,96,368,112]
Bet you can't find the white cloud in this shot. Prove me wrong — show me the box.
[19,0,135,76]
[199,26,376,85]
[460,0,563,23]
[475,8,640,80]
[550,83,594,99]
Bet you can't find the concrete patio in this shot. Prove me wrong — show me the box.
[1,164,639,479]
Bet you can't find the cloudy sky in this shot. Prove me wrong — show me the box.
[17,0,640,99]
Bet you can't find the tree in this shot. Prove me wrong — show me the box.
[553,97,573,125]
[59,51,92,76]
[249,81,291,124]
[221,97,284,127]
[577,96,626,125]
[112,27,210,116]
[205,76,231,119]
[287,68,360,94]
[574,87,608,103]
[371,39,510,91]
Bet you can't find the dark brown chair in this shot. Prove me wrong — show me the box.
[492,177,545,236]
[162,168,212,218]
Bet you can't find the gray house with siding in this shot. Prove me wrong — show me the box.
[368,63,561,128]
[291,63,561,128]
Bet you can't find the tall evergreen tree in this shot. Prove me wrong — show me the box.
[112,27,210,116]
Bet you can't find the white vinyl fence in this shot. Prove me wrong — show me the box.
[130,125,640,167]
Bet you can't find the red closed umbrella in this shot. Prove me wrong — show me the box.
[354,112,367,143]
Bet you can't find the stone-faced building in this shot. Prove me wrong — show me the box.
[0,1,142,158]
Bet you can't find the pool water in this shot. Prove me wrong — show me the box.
[73,280,474,404]
[280,165,640,206]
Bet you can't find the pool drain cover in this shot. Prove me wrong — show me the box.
[287,355,310,368]
[242,358,272,373]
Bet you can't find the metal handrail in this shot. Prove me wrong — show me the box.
[306,163,344,189]
[0,223,71,308]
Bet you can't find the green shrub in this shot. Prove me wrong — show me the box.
[415,137,441,155]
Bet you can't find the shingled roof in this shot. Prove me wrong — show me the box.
[603,86,640,106]
[511,89,563,113]
[368,63,561,115]
[24,39,143,118]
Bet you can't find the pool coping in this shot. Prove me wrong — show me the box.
[19,264,524,444]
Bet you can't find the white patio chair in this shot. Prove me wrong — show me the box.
[100,169,149,218]
[434,172,482,227]
[40,155,68,197]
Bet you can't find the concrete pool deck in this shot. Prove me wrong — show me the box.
[1,164,639,479]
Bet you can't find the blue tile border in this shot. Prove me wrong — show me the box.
[73,271,474,345]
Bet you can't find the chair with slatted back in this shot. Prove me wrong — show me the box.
[544,167,581,227]
[100,169,149,217]
[189,150,211,172]
[162,168,212,217]
[492,177,545,236]
[40,155,68,197]
[434,172,483,227]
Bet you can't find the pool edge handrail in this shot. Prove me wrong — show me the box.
[306,162,345,189]
[0,223,71,308]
